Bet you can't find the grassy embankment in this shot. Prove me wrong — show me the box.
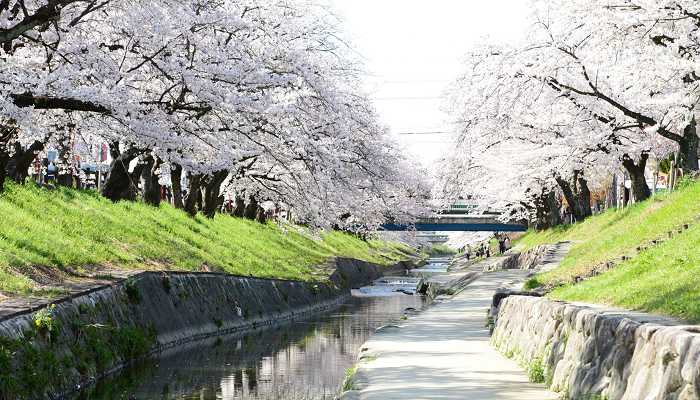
[422,243,456,257]
[0,181,418,295]
[516,178,700,323]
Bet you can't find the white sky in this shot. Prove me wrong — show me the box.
[330,0,532,170]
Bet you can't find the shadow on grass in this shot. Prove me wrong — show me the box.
[630,282,700,324]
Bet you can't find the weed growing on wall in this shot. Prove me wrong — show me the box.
[162,276,172,293]
[124,277,143,303]
[33,304,57,338]
[0,300,159,399]
[525,346,551,384]
[339,362,358,395]
[491,335,554,385]
[527,354,546,383]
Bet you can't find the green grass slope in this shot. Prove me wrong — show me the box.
[0,181,417,295]
[422,244,457,257]
[516,180,700,323]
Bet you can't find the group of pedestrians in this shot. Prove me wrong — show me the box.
[463,236,511,261]
[464,242,489,260]
[498,236,511,255]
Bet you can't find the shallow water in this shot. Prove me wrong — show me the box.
[408,258,451,277]
[68,289,426,400]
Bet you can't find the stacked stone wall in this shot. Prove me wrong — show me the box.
[494,295,700,400]
[484,245,552,272]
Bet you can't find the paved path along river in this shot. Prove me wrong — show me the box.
[339,247,572,400]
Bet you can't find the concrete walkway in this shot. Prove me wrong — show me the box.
[339,247,573,400]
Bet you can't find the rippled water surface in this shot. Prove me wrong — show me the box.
[408,258,451,276]
[69,291,426,400]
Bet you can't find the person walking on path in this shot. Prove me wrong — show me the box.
[505,236,511,250]
[485,243,490,258]
[466,244,472,261]
[498,238,505,255]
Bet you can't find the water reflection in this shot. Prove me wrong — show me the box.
[69,294,425,400]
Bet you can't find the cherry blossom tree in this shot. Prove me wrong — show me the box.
[525,0,700,171]
[438,0,697,228]
[1,0,428,232]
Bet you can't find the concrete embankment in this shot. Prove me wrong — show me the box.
[0,257,415,399]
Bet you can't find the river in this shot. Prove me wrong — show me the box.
[67,275,432,400]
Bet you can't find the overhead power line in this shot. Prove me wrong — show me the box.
[365,79,452,84]
[373,96,443,100]
[396,131,451,135]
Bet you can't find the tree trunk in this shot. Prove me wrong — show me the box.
[256,205,266,224]
[556,173,590,222]
[678,117,699,172]
[0,124,18,192]
[170,164,184,209]
[6,140,45,184]
[528,190,561,232]
[55,170,73,188]
[243,195,258,220]
[100,145,141,202]
[232,195,245,217]
[545,190,561,228]
[217,195,225,213]
[576,173,592,216]
[73,172,82,189]
[140,155,162,207]
[183,173,202,217]
[201,170,228,218]
[54,132,74,188]
[621,152,650,203]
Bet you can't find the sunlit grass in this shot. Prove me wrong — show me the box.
[0,181,416,294]
[514,181,700,322]
[422,243,456,257]
[550,224,700,322]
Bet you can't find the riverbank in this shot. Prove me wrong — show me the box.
[67,293,426,399]
[0,256,417,399]
[518,180,700,323]
[0,181,419,296]
[343,236,700,400]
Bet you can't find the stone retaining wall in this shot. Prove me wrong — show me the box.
[0,257,413,399]
[494,295,700,400]
[484,245,552,272]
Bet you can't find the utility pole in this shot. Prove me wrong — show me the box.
[612,174,617,208]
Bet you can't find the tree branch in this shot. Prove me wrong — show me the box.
[10,92,109,112]
[0,0,80,45]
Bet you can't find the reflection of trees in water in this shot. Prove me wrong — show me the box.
[70,295,424,400]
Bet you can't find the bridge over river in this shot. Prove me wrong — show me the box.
[381,214,527,232]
